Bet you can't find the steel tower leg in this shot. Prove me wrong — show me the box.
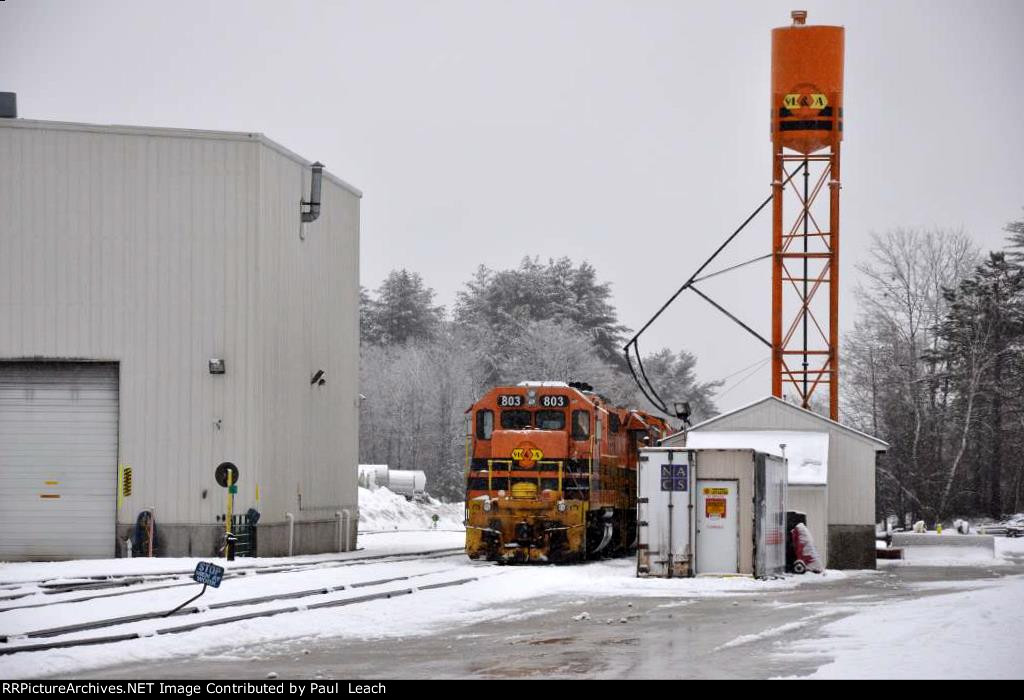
[771,147,839,420]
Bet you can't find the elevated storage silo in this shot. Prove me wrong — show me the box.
[771,10,844,155]
[769,10,846,420]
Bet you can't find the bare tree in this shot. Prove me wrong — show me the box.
[844,227,978,521]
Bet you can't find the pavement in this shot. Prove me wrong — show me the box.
[73,560,1023,680]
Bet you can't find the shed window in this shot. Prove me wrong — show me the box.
[501,410,532,430]
[476,410,493,439]
[572,410,590,440]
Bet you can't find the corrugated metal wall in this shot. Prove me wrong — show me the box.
[0,120,359,538]
[255,145,360,526]
[788,485,828,565]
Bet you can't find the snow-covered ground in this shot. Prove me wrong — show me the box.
[780,573,1024,679]
[357,486,464,532]
[0,529,851,680]
[767,537,1024,679]
[2,497,1022,680]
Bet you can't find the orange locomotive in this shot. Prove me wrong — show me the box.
[465,381,670,563]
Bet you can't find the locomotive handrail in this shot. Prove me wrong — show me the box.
[536,460,565,499]
[484,459,565,500]
[486,459,513,492]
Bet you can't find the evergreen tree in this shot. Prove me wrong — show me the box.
[365,270,444,346]
[1004,209,1024,263]
[454,257,628,375]
[496,319,621,390]
[632,348,721,423]
[937,252,1024,517]
[359,286,379,345]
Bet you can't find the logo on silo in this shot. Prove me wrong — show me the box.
[781,83,829,117]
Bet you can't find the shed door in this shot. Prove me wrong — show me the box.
[696,480,739,574]
[0,363,118,560]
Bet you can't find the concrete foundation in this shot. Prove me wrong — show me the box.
[116,515,358,559]
[827,524,876,570]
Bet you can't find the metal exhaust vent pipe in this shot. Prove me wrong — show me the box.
[301,161,324,223]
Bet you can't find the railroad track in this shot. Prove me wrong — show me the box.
[0,544,466,590]
[0,567,482,656]
[0,546,467,609]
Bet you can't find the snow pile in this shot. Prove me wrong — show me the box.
[881,531,1021,566]
[358,486,464,532]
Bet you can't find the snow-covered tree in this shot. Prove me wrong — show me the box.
[628,348,721,424]
[454,257,628,375]
[363,269,444,346]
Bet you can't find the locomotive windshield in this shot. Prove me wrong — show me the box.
[497,408,567,430]
[535,410,565,430]
[500,410,532,429]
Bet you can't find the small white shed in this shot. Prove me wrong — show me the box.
[664,396,887,569]
[637,447,787,579]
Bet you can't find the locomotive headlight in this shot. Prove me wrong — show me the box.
[483,499,492,512]
[557,500,567,513]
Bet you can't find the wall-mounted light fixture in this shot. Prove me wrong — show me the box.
[209,358,226,375]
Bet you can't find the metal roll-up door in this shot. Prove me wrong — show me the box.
[0,362,118,560]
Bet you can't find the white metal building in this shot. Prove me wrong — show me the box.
[0,115,361,560]
[664,396,887,569]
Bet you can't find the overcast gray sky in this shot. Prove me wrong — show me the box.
[2,0,1022,407]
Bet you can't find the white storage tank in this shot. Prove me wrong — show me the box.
[387,469,426,498]
[358,464,390,490]
[637,446,787,579]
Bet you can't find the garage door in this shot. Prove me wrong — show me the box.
[0,362,118,560]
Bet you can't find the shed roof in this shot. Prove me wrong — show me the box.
[668,396,888,451]
[684,430,830,485]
